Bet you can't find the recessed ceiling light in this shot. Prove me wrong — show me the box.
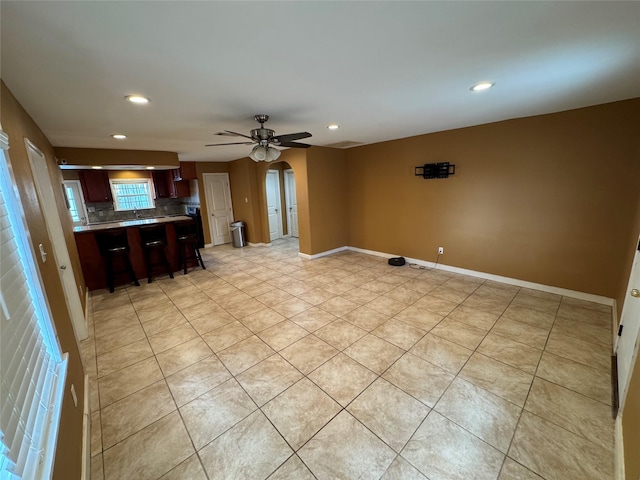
[111,134,127,139]
[470,82,495,92]
[91,166,103,170]
[145,166,155,170]
[327,124,340,130]
[125,95,150,104]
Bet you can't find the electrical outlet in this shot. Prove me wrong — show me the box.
[438,246,444,255]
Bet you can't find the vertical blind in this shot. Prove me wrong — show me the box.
[0,131,68,479]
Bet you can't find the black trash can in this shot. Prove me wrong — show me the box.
[230,221,246,247]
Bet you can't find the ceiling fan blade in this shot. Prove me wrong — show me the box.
[278,141,312,148]
[205,141,255,146]
[215,130,254,139]
[273,132,312,143]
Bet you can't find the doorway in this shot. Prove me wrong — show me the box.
[284,169,298,238]
[616,236,640,413]
[203,173,234,245]
[63,180,89,227]
[266,169,283,242]
[25,139,88,341]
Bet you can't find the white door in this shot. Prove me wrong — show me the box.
[25,139,87,341]
[617,237,640,412]
[284,169,299,238]
[203,173,233,245]
[266,170,283,242]
[63,180,88,227]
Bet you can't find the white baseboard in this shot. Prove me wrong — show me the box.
[321,245,614,306]
[615,414,625,480]
[299,246,349,260]
[204,243,214,248]
[84,288,89,321]
[81,374,90,480]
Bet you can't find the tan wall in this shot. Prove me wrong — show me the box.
[54,146,179,167]
[63,169,151,182]
[229,157,262,243]
[307,147,349,254]
[1,81,85,480]
[195,162,230,244]
[61,170,80,180]
[346,99,640,298]
[109,170,152,180]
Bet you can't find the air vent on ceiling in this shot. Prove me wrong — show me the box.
[325,141,363,149]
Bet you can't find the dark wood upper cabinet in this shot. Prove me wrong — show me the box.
[178,162,197,180]
[153,169,190,199]
[152,170,172,199]
[78,170,112,203]
[173,176,191,198]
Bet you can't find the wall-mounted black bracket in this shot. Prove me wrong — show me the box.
[415,162,456,179]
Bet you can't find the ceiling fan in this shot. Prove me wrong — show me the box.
[206,114,312,162]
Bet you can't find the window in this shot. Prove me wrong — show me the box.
[64,185,80,222]
[0,132,68,479]
[110,178,155,211]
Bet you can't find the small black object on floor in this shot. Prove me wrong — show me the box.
[388,257,406,267]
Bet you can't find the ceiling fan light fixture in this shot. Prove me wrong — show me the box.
[327,124,340,130]
[111,134,127,139]
[470,81,495,92]
[266,147,281,162]
[250,145,268,162]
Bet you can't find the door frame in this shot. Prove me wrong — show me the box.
[616,237,640,414]
[202,172,234,246]
[284,169,298,238]
[266,169,283,242]
[25,139,88,341]
[63,179,89,226]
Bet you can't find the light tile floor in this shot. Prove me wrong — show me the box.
[80,238,615,480]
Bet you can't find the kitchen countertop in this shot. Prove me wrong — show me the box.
[73,215,192,233]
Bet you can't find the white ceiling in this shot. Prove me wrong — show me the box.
[2,1,639,162]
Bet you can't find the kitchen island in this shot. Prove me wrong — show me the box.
[74,215,194,291]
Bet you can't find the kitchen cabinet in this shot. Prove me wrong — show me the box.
[78,170,112,202]
[152,170,173,198]
[179,162,197,180]
[153,170,190,199]
[174,176,191,198]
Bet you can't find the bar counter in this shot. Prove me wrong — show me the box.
[74,215,193,291]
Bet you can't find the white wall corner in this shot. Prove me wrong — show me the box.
[81,374,90,480]
[299,246,349,260]
[612,299,619,353]
[615,413,625,480]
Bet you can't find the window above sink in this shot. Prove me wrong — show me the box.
[110,178,155,211]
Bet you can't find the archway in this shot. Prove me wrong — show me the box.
[264,161,295,242]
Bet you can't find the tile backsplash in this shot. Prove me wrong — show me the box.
[86,198,189,224]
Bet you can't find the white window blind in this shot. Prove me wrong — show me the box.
[0,133,68,480]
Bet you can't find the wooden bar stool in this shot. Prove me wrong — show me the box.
[139,224,174,283]
[95,228,140,293]
[174,220,206,274]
